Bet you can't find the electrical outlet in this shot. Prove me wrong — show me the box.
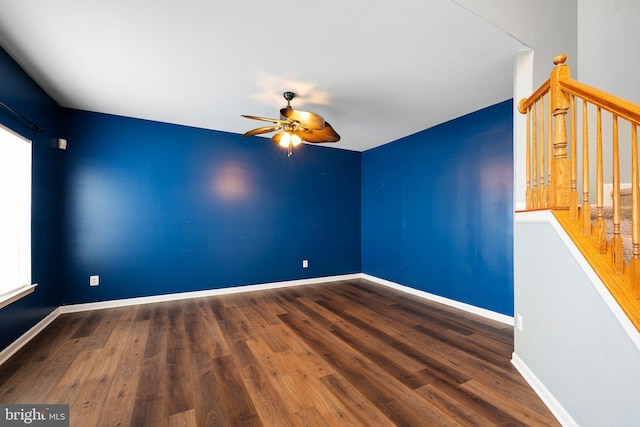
[302,259,309,268]
[90,275,100,287]
[516,313,523,332]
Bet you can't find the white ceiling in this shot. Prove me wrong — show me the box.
[0,0,525,152]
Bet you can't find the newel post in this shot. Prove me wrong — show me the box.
[549,54,572,208]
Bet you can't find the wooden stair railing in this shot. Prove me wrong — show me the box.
[518,54,640,331]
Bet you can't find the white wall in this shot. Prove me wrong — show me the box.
[513,50,533,210]
[514,211,640,426]
[577,0,640,103]
[453,0,578,86]
[576,0,640,195]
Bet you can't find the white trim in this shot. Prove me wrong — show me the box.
[0,124,32,305]
[511,352,578,427]
[513,49,534,213]
[60,274,362,313]
[0,307,60,366]
[515,201,527,211]
[361,273,514,325]
[0,123,31,144]
[515,210,640,351]
[0,283,37,310]
[1,272,514,369]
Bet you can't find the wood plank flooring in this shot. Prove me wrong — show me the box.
[0,279,559,426]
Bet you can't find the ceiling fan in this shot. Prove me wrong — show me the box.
[241,91,340,156]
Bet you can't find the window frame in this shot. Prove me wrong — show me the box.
[0,123,36,309]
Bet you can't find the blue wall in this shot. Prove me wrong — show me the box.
[0,41,515,353]
[362,100,514,315]
[0,48,61,350]
[59,110,361,304]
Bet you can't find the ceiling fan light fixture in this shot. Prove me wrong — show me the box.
[278,132,302,148]
[279,132,291,148]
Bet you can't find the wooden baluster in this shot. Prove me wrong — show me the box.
[631,124,640,298]
[526,107,532,209]
[548,94,553,209]
[533,101,539,208]
[582,100,591,235]
[612,115,624,274]
[595,107,607,254]
[570,95,578,220]
[540,97,546,208]
[550,54,572,208]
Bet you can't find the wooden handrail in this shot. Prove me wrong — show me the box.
[559,79,640,125]
[518,80,550,114]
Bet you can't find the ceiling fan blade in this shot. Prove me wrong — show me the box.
[280,108,325,130]
[242,125,281,137]
[241,114,289,125]
[296,121,340,143]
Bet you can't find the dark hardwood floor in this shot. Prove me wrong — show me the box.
[0,279,559,426]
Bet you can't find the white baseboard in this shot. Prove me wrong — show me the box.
[511,352,578,427]
[0,307,61,366]
[361,273,514,325]
[60,273,362,313]
[1,272,512,368]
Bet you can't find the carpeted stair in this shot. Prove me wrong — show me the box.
[593,187,633,263]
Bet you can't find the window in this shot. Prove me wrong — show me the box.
[0,124,35,309]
